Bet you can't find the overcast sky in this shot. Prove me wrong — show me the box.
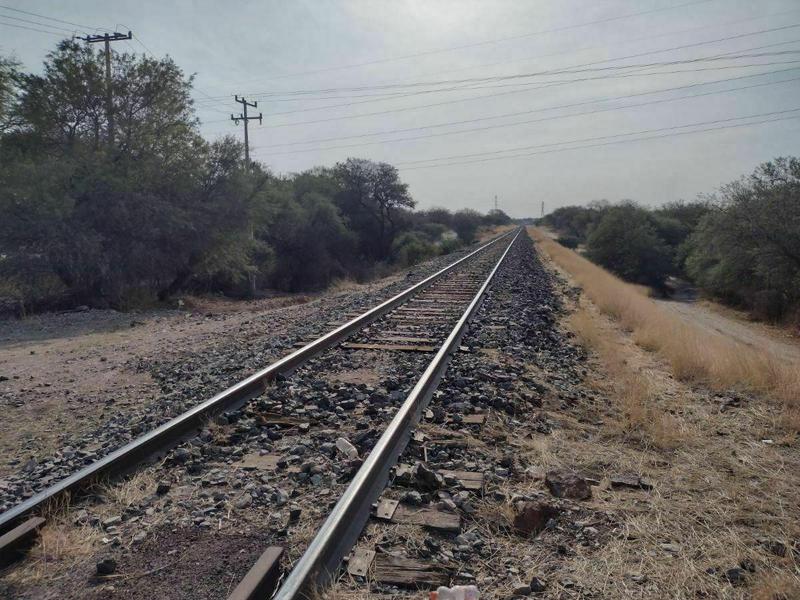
[2,0,799,216]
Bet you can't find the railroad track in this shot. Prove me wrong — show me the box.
[0,228,522,596]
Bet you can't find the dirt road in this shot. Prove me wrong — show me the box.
[656,298,800,363]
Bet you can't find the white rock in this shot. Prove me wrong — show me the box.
[335,437,359,460]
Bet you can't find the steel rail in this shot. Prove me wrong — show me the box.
[0,230,514,537]
[270,227,523,600]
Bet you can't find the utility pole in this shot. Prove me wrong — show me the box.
[231,96,263,297]
[78,31,132,146]
[231,96,262,166]
[494,195,498,211]
[541,201,545,217]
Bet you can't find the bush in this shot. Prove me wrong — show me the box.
[556,235,580,249]
[684,158,800,320]
[451,209,483,244]
[392,232,438,267]
[585,203,673,290]
[439,237,462,255]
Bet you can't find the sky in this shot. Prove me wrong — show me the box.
[2,0,799,217]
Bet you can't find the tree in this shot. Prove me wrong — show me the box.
[684,157,800,319]
[541,204,605,242]
[261,186,355,291]
[14,40,106,151]
[451,209,483,244]
[0,42,253,307]
[418,207,454,228]
[0,55,21,134]
[334,158,415,260]
[14,40,199,159]
[585,203,673,290]
[485,208,512,225]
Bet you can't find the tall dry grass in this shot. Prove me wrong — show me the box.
[569,308,685,450]
[530,227,800,432]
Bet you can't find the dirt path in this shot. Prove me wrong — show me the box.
[656,298,800,362]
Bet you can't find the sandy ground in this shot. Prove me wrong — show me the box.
[656,298,800,363]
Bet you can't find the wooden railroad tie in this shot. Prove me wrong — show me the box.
[0,517,46,568]
[374,499,461,533]
[347,547,451,588]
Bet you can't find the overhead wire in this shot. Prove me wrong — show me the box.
[232,0,715,84]
[255,69,800,156]
[255,64,800,148]
[193,6,800,102]
[238,23,800,123]
[116,27,233,113]
[239,30,800,99]
[396,114,800,171]
[391,107,800,167]
[396,6,800,84]
[199,55,800,127]
[0,13,79,34]
[196,49,800,106]
[0,19,74,36]
[248,47,800,129]
[200,55,800,127]
[0,4,109,32]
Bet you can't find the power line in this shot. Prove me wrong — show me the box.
[214,48,800,101]
[245,23,800,122]
[256,70,800,156]
[199,58,800,127]
[400,115,800,171]
[0,19,72,36]
[251,52,800,130]
[0,13,78,34]
[239,33,800,99]
[394,107,800,167]
[195,6,800,101]
[399,6,800,85]
[194,50,799,107]
[117,28,231,112]
[256,65,800,149]
[0,4,108,32]
[233,0,714,84]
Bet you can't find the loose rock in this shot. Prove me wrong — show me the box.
[513,501,560,536]
[545,470,591,500]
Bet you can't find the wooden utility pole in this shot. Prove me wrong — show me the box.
[78,31,132,146]
[231,96,262,166]
[231,96,263,296]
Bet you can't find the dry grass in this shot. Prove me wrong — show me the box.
[2,511,102,588]
[569,307,686,451]
[530,227,800,432]
[95,470,158,509]
[752,572,800,600]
